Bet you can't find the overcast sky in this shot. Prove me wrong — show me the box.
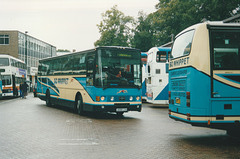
[1,0,158,52]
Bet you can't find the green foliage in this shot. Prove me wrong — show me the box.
[95,1,240,51]
[131,11,154,52]
[153,0,240,46]
[94,5,134,47]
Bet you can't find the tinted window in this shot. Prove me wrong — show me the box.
[86,53,95,86]
[212,30,240,70]
[156,51,166,62]
[39,53,88,76]
[0,58,9,66]
[72,54,86,75]
[62,56,73,75]
[95,48,141,88]
[171,30,195,58]
[2,75,11,85]
[52,59,63,75]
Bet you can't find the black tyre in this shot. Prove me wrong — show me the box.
[46,91,52,107]
[75,94,84,115]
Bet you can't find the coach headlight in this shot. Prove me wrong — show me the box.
[96,96,106,101]
[136,96,140,101]
[101,96,105,101]
[110,96,114,101]
[129,96,133,101]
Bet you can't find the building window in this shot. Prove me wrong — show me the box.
[0,35,9,45]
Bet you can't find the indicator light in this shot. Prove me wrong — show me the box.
[136,96,140,101]
[187,113,191,121]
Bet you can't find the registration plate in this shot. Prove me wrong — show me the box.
[116,108,128,112]
[176,98,181,104]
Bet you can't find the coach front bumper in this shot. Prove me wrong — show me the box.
[84,103,142,113]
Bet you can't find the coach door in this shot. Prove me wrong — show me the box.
[12,75,17,96]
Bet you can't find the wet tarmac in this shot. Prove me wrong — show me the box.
[0,94,239,159]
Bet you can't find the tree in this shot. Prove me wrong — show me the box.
[152,0,240,46]
[95,1,240,50]
[95,5,134,47]
[131,11,154,52]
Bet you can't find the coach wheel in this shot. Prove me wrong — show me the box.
[46,91,52,107]
[75,94,84,115]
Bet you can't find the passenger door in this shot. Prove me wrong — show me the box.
[12,75,17,96]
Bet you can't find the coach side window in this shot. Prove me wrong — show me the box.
[86,53,95,86]
[73,54,86,75]
[156,51,167,62]
[212,31,240,70]
[62,56,73,75]
[171,30,195,59]
[52,58,62,75]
